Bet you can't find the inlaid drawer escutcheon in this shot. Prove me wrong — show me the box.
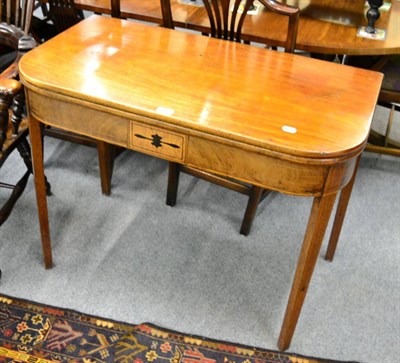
[129,121,186,162]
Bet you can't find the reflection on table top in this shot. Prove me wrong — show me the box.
[73,0,400,55]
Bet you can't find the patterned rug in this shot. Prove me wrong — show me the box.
[0,294,357,363]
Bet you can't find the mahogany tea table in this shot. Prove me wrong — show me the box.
[19,15,382,351]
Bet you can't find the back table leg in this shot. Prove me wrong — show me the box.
[29,114,53,269]
[325,155,361,261]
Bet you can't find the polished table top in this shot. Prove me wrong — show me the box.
[19,15,382,350]
[74,0,400,55]
[21,15,380,159]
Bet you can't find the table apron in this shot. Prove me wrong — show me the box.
[26,89,357,197]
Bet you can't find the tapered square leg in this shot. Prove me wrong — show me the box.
[29,114,53,269]
[278,192,337,350]
[97,141,114,196]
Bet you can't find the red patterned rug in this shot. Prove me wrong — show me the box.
[0,294,357,363]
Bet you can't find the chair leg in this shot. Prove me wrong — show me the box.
[384,104,395,147]
[166,162,180,206]
[17,137,33,172]
[240,186,263,236]
[97,141,115,196]
[0,170,30,226]
[17,137,52,195]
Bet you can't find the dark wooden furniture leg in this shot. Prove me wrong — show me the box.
[97,140,114,196]
[166,161,180,206]
[240,186,263,236]
[29,113,53,269]
[325,155,361,261]
[0,170,30,225]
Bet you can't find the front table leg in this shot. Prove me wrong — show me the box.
[29,114,53,269]
[278,191,337,351]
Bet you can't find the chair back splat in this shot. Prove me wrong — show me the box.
[161,0,299,52]
[0,0,35,35]
[46,0,84,34]
[160,0,300,236]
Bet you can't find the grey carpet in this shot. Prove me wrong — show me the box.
[1,105,399,363]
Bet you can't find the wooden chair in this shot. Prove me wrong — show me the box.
[160,0,299,235]
[365,55,400,157]
[1,0,41,224]
[324,55,400,262]
[344,55,400,157]
[0,0,51,284]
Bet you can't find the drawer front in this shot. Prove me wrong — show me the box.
[129,121,186,162]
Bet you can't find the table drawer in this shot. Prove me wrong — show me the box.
[129,121,186,162]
